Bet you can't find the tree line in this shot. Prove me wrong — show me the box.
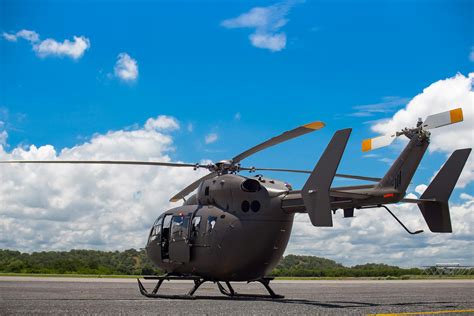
[1,249,470,277]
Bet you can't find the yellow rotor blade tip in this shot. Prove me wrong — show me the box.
[304,121,325,130]
[362,139,372,152]
[450,108,463,123]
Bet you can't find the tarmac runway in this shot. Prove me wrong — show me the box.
[0,277,473,315]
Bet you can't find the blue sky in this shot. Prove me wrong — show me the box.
[0,0,473,265]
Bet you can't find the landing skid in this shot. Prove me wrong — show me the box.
[137,275,284,299]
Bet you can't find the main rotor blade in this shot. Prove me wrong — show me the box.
[231,121,325,163]
[239,167,310,173]
[240,167,381,182]
[422,108,463,130]
[361,133,397,152]
[169,172,218,202]
[0,160,203,168]
[335,173,381,182]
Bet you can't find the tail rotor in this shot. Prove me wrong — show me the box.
[362,108,464,152]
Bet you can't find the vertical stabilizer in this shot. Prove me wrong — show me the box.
[418,148,471,233]
[302,128,351,227]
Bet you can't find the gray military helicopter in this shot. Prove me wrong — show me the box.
[1,108,470,299]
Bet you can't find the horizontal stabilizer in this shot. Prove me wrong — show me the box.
[302,128,352,227]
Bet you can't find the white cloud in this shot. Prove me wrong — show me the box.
[221,1,299,52]
[2,29,39,43]
[205,133,218,144]
[114,53,138,81]
[415,184,427,195]
[16,29,40,42]
[249,33,286,52]
[371,73,474,187]
[0,116,208,252]
[33,36,90,60]
[144,115,179,131]
[3,29,90,60]
[2,32,17,41]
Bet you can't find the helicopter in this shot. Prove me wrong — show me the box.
[1,108,470,299]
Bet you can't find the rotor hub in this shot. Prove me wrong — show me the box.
[208,160,241,174]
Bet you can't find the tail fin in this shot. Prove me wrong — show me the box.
[418,148,471,233]
[302,128,351,227]
[377,136,429,194]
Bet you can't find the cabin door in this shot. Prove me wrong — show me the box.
[169,215,191,263]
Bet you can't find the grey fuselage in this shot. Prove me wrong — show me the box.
[145,174,295,281]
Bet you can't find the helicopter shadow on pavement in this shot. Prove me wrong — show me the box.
[161,295,457,310]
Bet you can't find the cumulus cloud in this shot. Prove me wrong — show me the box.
[114,53,138,81]
[144,115,179,131]
[33,36,90,60]
[2,29,90,60]
[204,133,218,144]
[0,116,208,252]
[221,1,299,52]
[371,73,474,187]
[415,184,427,195]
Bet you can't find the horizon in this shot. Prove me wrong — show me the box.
[0,248,437,269]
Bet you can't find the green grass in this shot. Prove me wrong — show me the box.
[0,273,140,278]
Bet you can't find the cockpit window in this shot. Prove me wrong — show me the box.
[154,214,164,226]
[148,215,164,243]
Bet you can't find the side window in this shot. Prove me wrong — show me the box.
[192,216,201,236]
[163,215,172,229]
[207,216,217,233]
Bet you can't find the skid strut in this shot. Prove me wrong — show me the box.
[137,276,283,299]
